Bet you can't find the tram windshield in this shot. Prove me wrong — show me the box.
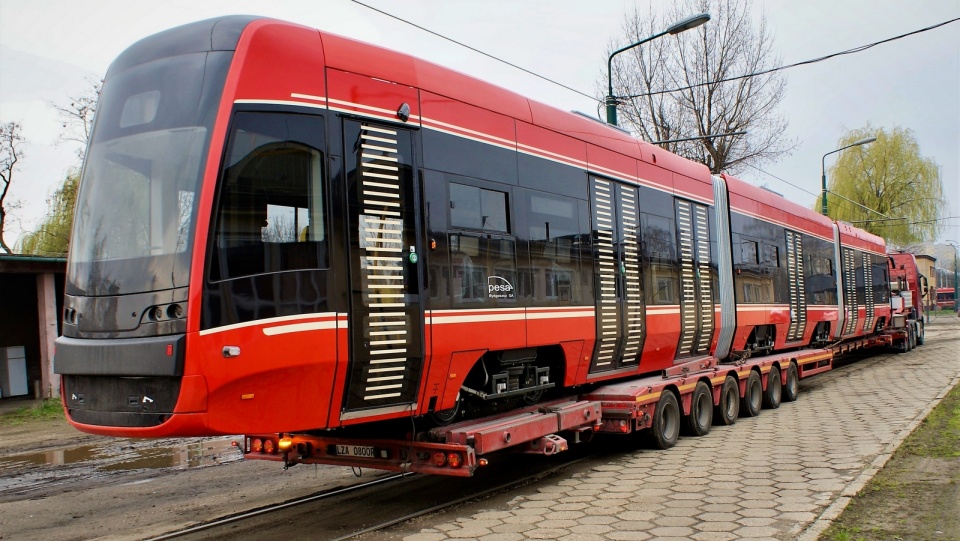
[67,51,231,296]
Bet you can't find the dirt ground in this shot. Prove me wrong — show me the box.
[0,413,390,541]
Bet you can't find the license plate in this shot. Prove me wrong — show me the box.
[336,444,376,458]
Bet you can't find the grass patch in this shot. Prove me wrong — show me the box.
[898,384,960,458]
[821,382,960,541]
[0,398,64,426]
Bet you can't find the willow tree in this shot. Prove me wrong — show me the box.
[606,0,793,174]
[820,126,944,245]
[18,170,78,256]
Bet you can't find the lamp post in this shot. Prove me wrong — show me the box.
[945,241,960,312]
[820,136,876,216]
[606,12,710,126]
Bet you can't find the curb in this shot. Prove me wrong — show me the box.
[796,369,960,541]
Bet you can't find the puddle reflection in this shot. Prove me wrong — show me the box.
[0,438,240,474]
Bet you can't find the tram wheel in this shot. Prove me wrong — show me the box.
[429,393,461,425]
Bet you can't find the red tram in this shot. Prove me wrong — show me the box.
[55,16,892,441]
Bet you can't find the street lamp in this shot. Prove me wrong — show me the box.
[606,12,710,126]
[947,240,959,312]
[820,136,876,216]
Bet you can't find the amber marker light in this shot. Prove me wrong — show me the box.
[278,437,294,452]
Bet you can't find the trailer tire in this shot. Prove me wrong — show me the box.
[906,326,914,351]
[916,323,924,346]
[715,376,739,426]
[741,371,763,417]
[783,362,800,403]
[683,381,713,437]
[763,366,782,410]
[649,391,681,450]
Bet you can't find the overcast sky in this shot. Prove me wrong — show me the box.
[1,0,958,251]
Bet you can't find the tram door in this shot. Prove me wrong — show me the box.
[341,120,426,413]
[785,230,807,342]
[840,247,859,336]
[674,198,714,359]
[588,176,646,374]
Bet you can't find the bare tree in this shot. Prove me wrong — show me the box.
[0,121,26,253]
[608,0,794,174]
[50,76,102,160]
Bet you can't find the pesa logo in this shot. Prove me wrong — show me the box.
[488,276,516,300]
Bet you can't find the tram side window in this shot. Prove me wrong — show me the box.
[526,191,582,303]
[872,254,889,303]
[641,212,678,305]
[736,238,766,303]
[210,112,327,281]
[450,233,516,305]
[803,236,837,305]
[450,183,509,232]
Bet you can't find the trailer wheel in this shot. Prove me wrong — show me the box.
[715,376,739,426]
[763,366,782,409]
[649,390,680,450]
[906,326,915,351]
[741,371,763,417]
[783,362,800,403]
[683,381,713,437]
[916,323,924,346]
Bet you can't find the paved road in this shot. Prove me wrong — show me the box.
[386,318,960,541]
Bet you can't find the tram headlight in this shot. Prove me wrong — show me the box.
[167,303,184,319]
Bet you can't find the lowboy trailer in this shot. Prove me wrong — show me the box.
[242,342,900,477]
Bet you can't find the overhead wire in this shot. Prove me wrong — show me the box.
[351,1,957,108]
[350,0,596,101]
[622,17,960,99]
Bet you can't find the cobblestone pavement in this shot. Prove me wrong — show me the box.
[394,320,960,541]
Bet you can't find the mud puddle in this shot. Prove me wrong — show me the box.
[0,436,242,497]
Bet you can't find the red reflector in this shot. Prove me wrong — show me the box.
[446,452,463,468]
[431,451,447,467]
[263,440,276,454]
[166,344,173,356]
[251,438,263,453]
